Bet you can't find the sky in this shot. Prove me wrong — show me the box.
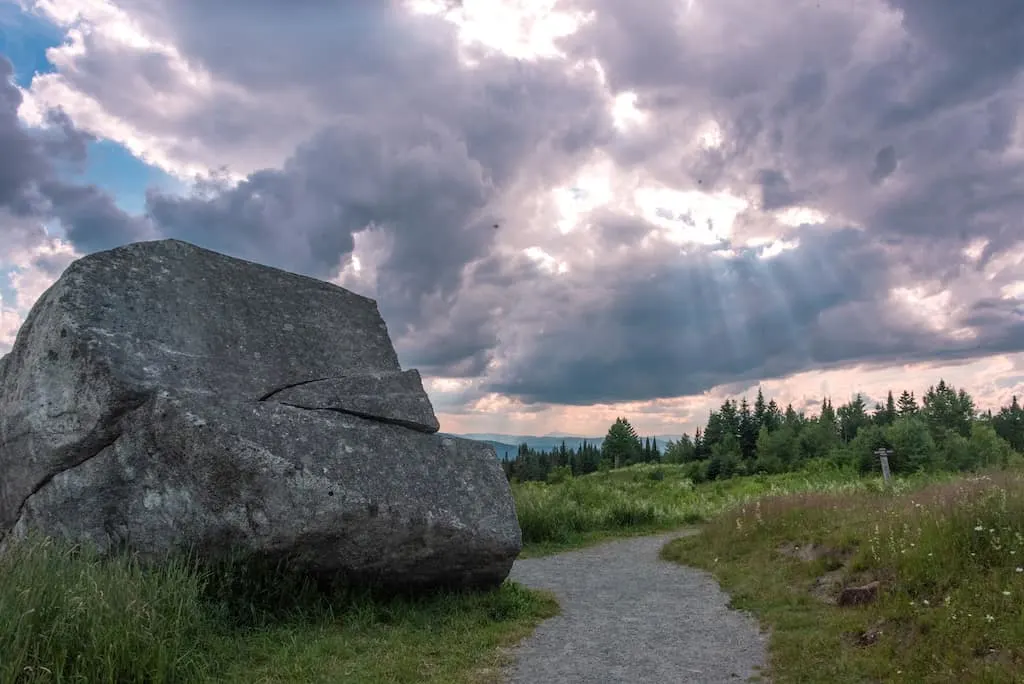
[1,0,1023,438]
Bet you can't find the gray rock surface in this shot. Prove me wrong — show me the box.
[267,370,440,434]
[0,238,519,590]
[504,530,768,683]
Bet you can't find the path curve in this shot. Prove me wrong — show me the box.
[503,530,768,683]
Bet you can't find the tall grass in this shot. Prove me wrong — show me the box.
[512,461,954,549]
[0,533,558,683]
[0,533,214,683]
[661,469,1024,682]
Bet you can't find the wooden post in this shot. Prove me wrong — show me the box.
[874,448,893,484]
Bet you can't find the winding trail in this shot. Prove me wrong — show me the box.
[502,530,769,684]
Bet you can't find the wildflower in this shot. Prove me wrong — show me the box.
[1004,591,1011,596]
[1016,567,1023,573]
[976,525,985,531]
[922,599,930,606]
[986,614,995,622]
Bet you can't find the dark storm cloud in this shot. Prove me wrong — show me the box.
[133,2,613,373]
[15,0,1024,407]
[870,146,897,184]
[0,55,48,214]
[0,53,150,251]
[757,169,803,210]
[460,0,1024,404]
[488,221,1010,404]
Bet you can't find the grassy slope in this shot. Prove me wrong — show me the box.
[1,534,558,684]
[661,470,1024,683]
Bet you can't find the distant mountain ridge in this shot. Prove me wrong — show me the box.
[449,433,682,460]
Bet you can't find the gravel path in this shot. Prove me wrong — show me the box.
[502,530,768,684]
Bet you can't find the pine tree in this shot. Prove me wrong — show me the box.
[897,390,918,415]
[602,417,642,469]
[885,390,898,424]
[739,397,758,460]
[765,399,782,431]
[754,388,767,431]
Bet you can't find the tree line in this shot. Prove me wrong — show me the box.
[501,380,1024,484]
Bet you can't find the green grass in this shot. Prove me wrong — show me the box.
[513,461,953,557]
[660,469,1024,683]
[2,461,985,682]
[0,533,558,683]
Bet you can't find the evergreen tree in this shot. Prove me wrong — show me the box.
[754,388,768,431]
[921,380,974,438]
[784,403,800,428]
[897,390,918,415]
[837,394,870,442]
[739,397,758,460]
[765,399,783,431]
[885,390,898,424]
[602,417,642,469]
[992,396,1024,452]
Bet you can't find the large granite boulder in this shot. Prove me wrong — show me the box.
[0,239,520,590]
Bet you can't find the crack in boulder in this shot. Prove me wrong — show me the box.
[258,370,440,434]
[257,376,334,402]
[1,391,149,545]
[276,402,438,432]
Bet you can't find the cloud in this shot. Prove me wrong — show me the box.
[4,0,1024,420]
[0,53,151,252]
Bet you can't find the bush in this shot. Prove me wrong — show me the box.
[546,465,573,485]
[682,460,709,484]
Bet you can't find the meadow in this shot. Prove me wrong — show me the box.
[661,469,1024,682]
[512,460,952,554]
[3,460,1019,682]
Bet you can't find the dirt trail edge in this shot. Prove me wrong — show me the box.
[502,529,769,684]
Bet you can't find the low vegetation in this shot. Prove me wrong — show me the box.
[0,533,557,683]
[662,470,1024,682]
[511,461,953,555]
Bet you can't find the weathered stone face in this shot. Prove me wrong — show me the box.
[0,239,520,591]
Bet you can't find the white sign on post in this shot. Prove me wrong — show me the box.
[874,448,893,483]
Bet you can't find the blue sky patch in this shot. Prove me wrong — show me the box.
[78,140,183,216]
[0,3,64,87]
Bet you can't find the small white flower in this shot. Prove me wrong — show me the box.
[986,614,995,622]
[976,526,985,531]
[1016,567,1023,573]
[1003,591,1011,596]
[922,599,930,606]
